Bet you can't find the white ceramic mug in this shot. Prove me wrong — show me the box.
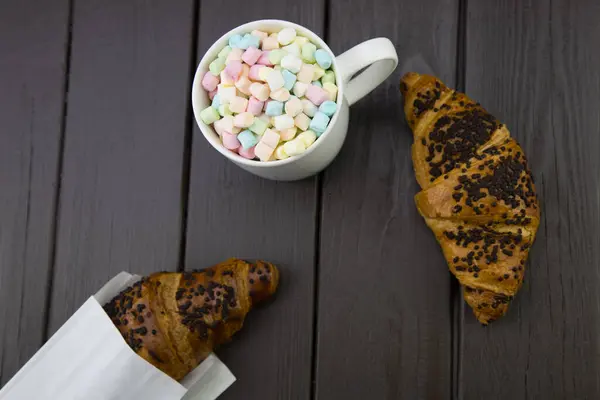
[192,19,398,181]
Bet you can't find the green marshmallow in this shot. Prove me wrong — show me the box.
[200,106,220,125]
[249,117,268,135]
[209,57,226,76]
[269,49,287,65]
[322,70,335,85]
[218,104,232,117]
[301,43,317,63]
[218,46,232,59]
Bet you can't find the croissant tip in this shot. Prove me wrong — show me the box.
[400,72,421,93]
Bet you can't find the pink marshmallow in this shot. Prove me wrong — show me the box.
[222,132,240,150]
[238,145,256,159]
[305,84,330,106]
[249,65,263,81]
[247,97,264,116]
[202,71,220,92]
[257,51,273,66]
[242,47,262,66]
[208,89,218,100]
[224,60,243,81]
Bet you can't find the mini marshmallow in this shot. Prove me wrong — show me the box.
[211,93,221,109]
[247,97,264,116]
[280,54,302,73]
[313,65,326,80]
[311,80,323,88]
[202,71,220,91]
[297,63,315,83]
[302,99,317,117]
[273,115,295,130]
[265,100,284,116]
[249,117,269,135]
[309,111,330,135]
[294,36,309,47]
[220,70,235,86]
[248,64,262,81]
[301,43,317,63]
[254,141,275,161]
[273,65,282,71]
[266,70,285,91]
[222,132,241,150]
[209,57,226,76]
[279,127,297,141]
[282,69,297,90]
[322,70,335,85]
[237,129,258,149]
[239,33,259,50]
[238,145,256,159]
[270,87,291,102]
[228,34,243,48]
[285,96,303,117]
[305,84,329,105]
[292,81,308,97]
[218,85,237,104]
[251,30,268,42]
[224,60,243,81]
[220,115,240,134]
[275,145,289,159]
[208,89,218,101]
[282,43,301,56]
[261,36,279,51]
[277,28,296,46]
[229,96,248,113]
[258,66,274,81]
[233,112,255,128]
[258,113,271,125]
[283,138,306,156]
[213,117,227,135]
[249,83,270,101]
[297,130,317,147]
[257,51,273,66]
[294,113,311,131]
[261,129,281,148]
[235,76,252,95]
[268,49,287,65]
[218,46,232,59]
[315,49,332,69]
[226,47,243,63]
[323,82,338,101]
[241,63,250,78]
[242,47,262,65]
[319,100,337,117]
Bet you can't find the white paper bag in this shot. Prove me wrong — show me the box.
[0,272,236,400]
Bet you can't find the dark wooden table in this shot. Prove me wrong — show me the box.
[1,0,599,399]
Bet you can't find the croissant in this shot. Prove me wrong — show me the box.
[103,258,279,380]
[400,72,540,324]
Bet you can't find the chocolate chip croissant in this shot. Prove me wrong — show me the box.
[104,258,279,380]
[400,73,540,324]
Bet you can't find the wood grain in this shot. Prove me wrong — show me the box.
[47,0,196,334]
[0,0,70,385]
[459,0,600,398]
[314,1,459,399]
[184,1,324,398]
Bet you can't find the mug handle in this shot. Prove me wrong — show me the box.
[335,38,398,106]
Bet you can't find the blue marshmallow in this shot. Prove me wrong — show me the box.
[315,49,332,69]
[282,69,297,91]
[309,111,330,136]
[319,100,337,117]
[211,93,221,109]
[237,130,258,149]
[265,101,284,116]
[228,34,243,48]
[239,33,260,50]
[311,80,322,88]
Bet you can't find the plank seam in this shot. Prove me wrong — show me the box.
[310,2,330,398]
[178,0,201,273]
[451,0,467,398]
[42,0,75,342]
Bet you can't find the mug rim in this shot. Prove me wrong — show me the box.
[192,19,345,168]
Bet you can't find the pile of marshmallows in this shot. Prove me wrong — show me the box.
[199,27,338,162]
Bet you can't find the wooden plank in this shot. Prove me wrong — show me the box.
[0,0,70,385]
[314,0,459,399]
[185,2,324,398]
[47,0,196,334]
[459,0,600,398]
